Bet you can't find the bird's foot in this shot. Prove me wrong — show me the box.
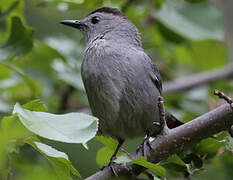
[143,136,153,157]
[100,156,119,176]
[101,138,124,176]
[136,136,153,157]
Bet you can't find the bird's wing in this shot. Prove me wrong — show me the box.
[149,62,162,94]
[142,52,184,128]
[141,51,185,128]
[143,52,162,94]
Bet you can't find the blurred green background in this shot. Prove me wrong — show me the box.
[1,0,233,179]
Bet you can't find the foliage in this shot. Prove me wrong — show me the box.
[0,0,233,179]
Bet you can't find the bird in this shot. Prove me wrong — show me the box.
[60,7,182,173]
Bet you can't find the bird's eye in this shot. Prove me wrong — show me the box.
[91,16,100,24]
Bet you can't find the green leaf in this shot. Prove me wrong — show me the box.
[155,1,224,41]
[95,136,122,166]
[1,114,31,140]
[0,1,19,21]
[132,157,166,178]
[34,141,69,159]
[0,114,31,170]
[22,99,48,112]
[114,155,166,178]
[0,16,34,60]
[113,154,131,164]
[15,43,66,76]
[161,154,187,173]
[53,60,84,91]
[0,0,20,12]
[189,40,227,70]
[26,139,81,179]
[95,136,118,150]
[96,147,115,166]
[166,154,186,167]
[196,138,226,155]
[0,0,23,23]
[13,103,98,145]
[0,61,41,98]
[225,135,233,152]
[154,0,165,9]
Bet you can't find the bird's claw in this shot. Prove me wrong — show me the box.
[136,136,153,157]
[101,159,118,176]
[100,138,124,176]
[143,137,153,157]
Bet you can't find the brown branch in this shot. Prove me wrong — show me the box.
[85,102,233,180]
[163,65,233,93]
[57,85,75,113]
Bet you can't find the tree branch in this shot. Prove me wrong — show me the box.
[163,65,233,93]
[57,85,75,113]
[85,102,233,180]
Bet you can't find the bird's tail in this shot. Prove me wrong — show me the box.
[165,109,183,129]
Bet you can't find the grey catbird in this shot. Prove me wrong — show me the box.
[60,7,182,171]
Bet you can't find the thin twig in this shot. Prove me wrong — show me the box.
[214,89,233,108]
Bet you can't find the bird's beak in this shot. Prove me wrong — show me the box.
[60,20,84,29]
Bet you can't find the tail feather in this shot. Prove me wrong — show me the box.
[165,109,183,129]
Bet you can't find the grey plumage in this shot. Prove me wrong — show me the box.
[82,41,161,139]
[71,8,163,139]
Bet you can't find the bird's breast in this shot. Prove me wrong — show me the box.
[81,44,161,139]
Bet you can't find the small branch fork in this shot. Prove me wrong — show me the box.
[214,89,233,108]
[214,90,233,137]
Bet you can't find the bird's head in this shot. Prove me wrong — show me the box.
[60,7,141,46]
